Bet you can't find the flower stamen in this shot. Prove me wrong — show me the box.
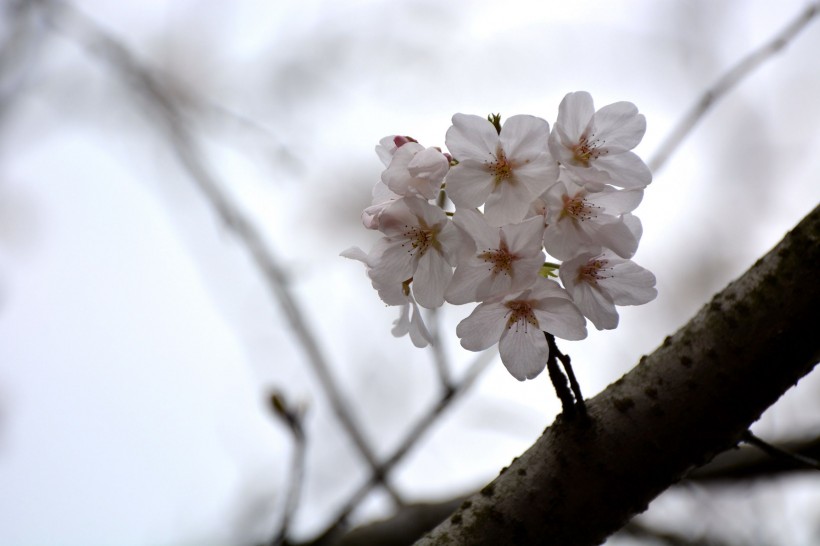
[572,133,608,167]
[504,300,539,331]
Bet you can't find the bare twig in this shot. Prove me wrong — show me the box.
[425,308,453,391]
[310,348,497,544]
[269,393,308,546]
[36,0,401,505]
[741,430,820,471]
[649,2,820,173]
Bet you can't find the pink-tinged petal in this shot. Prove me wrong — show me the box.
[595,152,652,188]
[444,161,495,209]
[452,208,498,251]
[409,301,433,347]
[340,246,372,266]
[499,326,549,381]
[529,278,572,300]
[370,240,416,285]
[572,282,619,330]
[514,155,560,196]
[483,178,534,226]
[446,260,491,304]
[589,217,640,259]
[376,199,417,237]
[391,302,411,337]
[584,187,644,214]
[434,221,462,266]
[445,113,499,162]
[600,259,657,305]
[502,216,547,256]
[499,115,550,160]
[543,220,601,261]
[408,147,449,181]
[593,102,646,151]
[556,91,595,140]
[623,213,643,240]
[413,251,452,309]
[479,268,515,301]
[508,255,545,293]
[532,297,588,340]
[376,135,399,166]
[456,301,508,351]
[548,126,574,164]
[403,196,447,229]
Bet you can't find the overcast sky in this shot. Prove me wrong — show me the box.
[1,1,819,545]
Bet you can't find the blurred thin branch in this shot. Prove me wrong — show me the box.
[35,0,403,506]
[688,433,820,481]
[308,348,497,545]
[741,431,820,471]
[0,0,46,124]
[269,392,308,546]
[619,519,740,546]
[649,1,820,173]
[425,308,453,392]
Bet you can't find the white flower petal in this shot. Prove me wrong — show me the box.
[556,91,595,139]
[532,297,588,340]
[499,325,549,381]
[572,282,619,330]
[600,260,657,305]
[483,179,534,226]
[456,301,508,351]
[413,250,452,309]
[499,115,550,160]
[595,152,652,188]
[446,113,499,161]
[444,161,495,209]
[594,102,645,151]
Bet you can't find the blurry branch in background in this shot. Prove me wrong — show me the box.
[425,308,454,391]
[269,393,307,546]
[33,0,402,506]
[739,430,820,471]
[308,348,497,545]
[0,1,46,124]
[649,1,820,173]
[688,432,820,481]
[619,519,739,546]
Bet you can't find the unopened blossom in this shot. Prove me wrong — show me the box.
[375,134,416,166]
[549,91,651,190]
[541,176,644,260]
[370,197,459,309]
[445,114,558,226]
[341,247,433,347]
[456,278,587,381]
[381,142,449,200]
[445,208,545,305]
[559,250,657,330]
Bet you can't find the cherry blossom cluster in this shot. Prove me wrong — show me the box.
[343,92,657,381]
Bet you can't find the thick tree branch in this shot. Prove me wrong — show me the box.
[417,204,820,545]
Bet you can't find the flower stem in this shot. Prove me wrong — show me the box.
[545,332,587,420]
[544,332,576,418]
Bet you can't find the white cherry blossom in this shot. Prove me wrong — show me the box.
[341,246,433,347]
[370,197,459,309]
[559,250,657,330]
[541,175,644,260]
[445,208,545,305]
[549,91,651,190]
[381,142,449,200]
[456,278,587,381]
[445,114,558,226]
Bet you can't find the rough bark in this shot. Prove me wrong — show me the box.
[416,205,820,546]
